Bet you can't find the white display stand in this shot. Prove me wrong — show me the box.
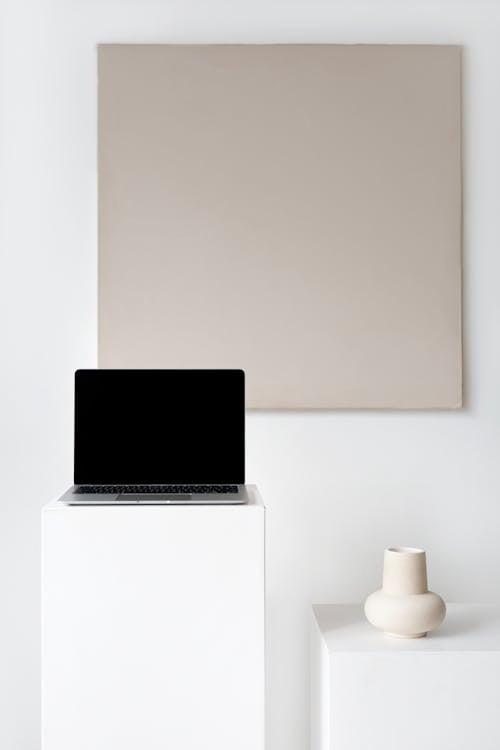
[311,603,500,750]
[42,486,265,750]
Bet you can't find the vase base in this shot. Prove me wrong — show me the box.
[384,631,427,639]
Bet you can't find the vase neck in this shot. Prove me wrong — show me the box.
[382,547,428,595]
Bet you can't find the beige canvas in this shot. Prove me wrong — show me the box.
[98,44,462,409]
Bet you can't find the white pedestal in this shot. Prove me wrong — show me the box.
[42,486,265,750]
[311,603,500,750]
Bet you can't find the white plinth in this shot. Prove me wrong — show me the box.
[42,486,265,750]
[311,603,500,750]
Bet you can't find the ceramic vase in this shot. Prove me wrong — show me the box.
[364,546,446,638]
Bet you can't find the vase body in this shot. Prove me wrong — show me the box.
[364,547,446,638]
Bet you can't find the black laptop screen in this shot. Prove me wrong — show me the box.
[74,370,245,485]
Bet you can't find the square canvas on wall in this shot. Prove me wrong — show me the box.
[98,44,462,409]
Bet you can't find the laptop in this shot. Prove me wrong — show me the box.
[59,369,248,505]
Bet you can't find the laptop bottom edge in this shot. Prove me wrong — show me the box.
[58,485,249,505]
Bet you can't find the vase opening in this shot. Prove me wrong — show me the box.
[387,546,424,555]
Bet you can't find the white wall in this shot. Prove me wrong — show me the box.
[2,1,500,748]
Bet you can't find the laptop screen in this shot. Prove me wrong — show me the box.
[74,370,245,485]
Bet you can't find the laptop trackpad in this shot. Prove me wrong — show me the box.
[118,494,191,503]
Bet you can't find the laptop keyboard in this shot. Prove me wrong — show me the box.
[76,484,238,495]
